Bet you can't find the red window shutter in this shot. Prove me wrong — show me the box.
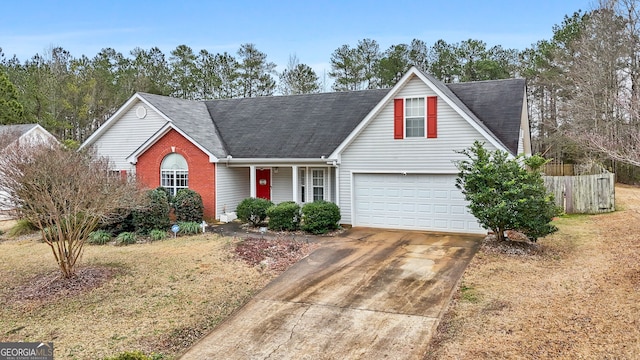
[394,98,404,139]
[427,96,437,138]
[120,170,127,181]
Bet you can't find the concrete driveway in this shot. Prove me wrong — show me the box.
[180,228,482,360]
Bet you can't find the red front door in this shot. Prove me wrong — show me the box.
[256,169,271,200]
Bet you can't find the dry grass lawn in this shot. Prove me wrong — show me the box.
[0,231,277,359]
[426,184,640,359]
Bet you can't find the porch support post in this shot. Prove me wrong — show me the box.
[250,165,256,198]
[292,165,298,203]
[335,165,340,207]
[326,166,331,202]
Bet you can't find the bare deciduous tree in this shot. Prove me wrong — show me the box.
[0,141,142,278]
[561,0,640,167]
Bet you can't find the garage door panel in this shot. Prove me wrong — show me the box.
[451,205,466,215]
[353,173,484,234]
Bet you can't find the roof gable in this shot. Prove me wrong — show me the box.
[205,89,389,158]
[331,67,521,158]
[138,93,227,158]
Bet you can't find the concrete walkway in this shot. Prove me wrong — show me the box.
[180,228,482,360]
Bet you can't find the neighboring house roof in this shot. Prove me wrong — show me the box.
[0,124,38,143]
[204,89,390,158]
[0,124,56,150]
[137,93,228,158]
[446,78,526,155]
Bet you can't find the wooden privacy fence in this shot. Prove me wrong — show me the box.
[543,172,615,214]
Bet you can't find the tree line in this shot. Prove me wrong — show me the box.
[0,37,520,143]
[1,0,639,180]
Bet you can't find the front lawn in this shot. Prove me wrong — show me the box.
[0,232,293,359]
[425,184,640,359]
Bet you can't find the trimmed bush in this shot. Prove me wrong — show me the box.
[266,201,301,231]
[236,197,273,226]
[149,229,168,241]
[116,232,137,245]
[100,209,135,235]
[174,189,204,223]
[178,221,201,235]
[301,201,341,234]
[133,189,171,234]
[88,230,112,245]
[155,186,173,202]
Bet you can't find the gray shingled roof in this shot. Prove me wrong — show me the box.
[135,74,524,159]
[446,78,525,155]
[138,93,228,158]
[204,89,390,158]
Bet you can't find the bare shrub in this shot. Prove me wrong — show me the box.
[0,142,143,278]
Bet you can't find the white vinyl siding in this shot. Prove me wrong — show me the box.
[216,166,250,217]
[92,101,166,170]
[271,167,293,204]
[338,76,498,226]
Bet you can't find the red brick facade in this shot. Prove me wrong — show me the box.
[136,129,216,221]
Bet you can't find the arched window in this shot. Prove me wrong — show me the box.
[160,153,188,196]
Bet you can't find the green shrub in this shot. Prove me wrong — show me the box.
[102,350,152,360]
[174,189,204,223]
[0,229,4,236]
[88,230,112,245]
[236,197,273,226]
[149,229,168,241]
[100,209,135,235]
[266,201,301,231]
[456,141,561,242]
[133,189,171,234]
[7,219,37,237]
[178,221,201,235]
[301,201,341,234]
[116,232,137,245]
[155,186,173,203]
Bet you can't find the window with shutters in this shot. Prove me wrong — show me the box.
[405,97,425,137]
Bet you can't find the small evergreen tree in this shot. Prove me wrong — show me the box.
[455,141,561,242]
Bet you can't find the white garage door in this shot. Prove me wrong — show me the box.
[353,173,484,234]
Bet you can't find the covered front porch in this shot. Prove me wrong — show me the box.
[216,160,338,219]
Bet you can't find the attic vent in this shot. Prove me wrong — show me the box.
[136,106,147,119]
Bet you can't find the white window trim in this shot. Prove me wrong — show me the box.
[298,167,328,203]
[311,168,326,202]
[160,153,189,196]
[404,97,426,138]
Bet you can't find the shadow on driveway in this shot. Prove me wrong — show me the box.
[180,227,482,360]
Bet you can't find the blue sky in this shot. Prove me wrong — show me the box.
[1,0,591,76]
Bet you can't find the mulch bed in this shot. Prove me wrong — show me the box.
[235,236,319,272]
[8,266,116,304]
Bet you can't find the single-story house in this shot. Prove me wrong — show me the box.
[0,124,59,212]
[81,67,531,234]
